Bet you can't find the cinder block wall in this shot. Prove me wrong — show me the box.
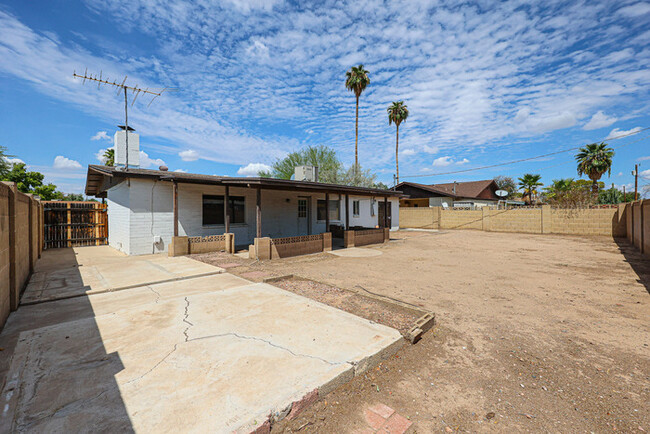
[399,207,439,229]
[440,209,482,230]
[623,200,648,256]
[399,205,629,238]
[0,183,43,330]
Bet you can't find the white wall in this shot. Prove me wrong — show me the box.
[106,181,131,254]
[106,179,400,255]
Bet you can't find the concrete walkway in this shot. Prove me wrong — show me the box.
[0,247,403,433]
[21,246,224,304]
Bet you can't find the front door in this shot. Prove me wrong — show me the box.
[297,196,310,235]
[378,201,392,228]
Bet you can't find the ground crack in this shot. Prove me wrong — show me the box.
[147,285,161,303]
[182,297,193,342]
[124,344,178,385]
[189,332,342,366]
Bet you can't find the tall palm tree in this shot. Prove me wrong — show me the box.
[518,173,543,204]
[387,101,409,184]
[103,149,115,166]
[345,65,370,171]
[575,142,615,194]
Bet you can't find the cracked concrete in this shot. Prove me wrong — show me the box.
[0,249,403,433]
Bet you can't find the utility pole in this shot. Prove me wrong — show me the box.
[73,69,173,170]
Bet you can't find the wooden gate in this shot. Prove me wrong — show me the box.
[43,201,108,249]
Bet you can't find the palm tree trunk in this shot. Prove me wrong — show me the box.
[592,179,598,195]
[355,94,359,175]
[395,124,399,184]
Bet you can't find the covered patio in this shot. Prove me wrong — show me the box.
[85,166,401,257]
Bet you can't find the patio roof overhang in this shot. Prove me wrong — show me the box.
[85,165,404,198]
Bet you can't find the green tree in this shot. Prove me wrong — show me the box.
[493,176,517,196]
[0,145,12,178]
[345,65,370,170]
[544,178,574,199]
[575,142,615,194]
[103,148,115,166]
[387,101,409,184]
[518,173,543,204]
[259,145,342,183]
[3,163,44,193]
[337,164,385,189]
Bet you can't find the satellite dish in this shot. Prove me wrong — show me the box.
[495,190,508,197]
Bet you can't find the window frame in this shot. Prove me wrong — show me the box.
[202,194,246,226]
[352,200,360,217]
[316,199,341,221]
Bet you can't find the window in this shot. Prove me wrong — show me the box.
[202,195,245,225]
[352,200,360,216]
[317,199,340,221]
[298,199,308,218]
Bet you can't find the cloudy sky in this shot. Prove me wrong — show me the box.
[1,0,649,194]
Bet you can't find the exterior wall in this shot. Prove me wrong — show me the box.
[0,182,43,331]
[106,178,399,255]
[354,229,386,246]
[623,200,648,256]
[107,181,131,254]
[400,205,626,237]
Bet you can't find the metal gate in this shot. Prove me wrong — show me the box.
[43,201,108,249]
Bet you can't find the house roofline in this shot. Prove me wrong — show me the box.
[85,165,403,198]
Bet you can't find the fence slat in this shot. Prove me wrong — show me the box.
[43,201,108,249]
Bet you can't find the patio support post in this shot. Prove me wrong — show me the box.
[173,181,179,237]
[224,185,230,234]
[256,187,262,238]
[383,196,388,228]
[325,193,330,232]
[345,194,350,229]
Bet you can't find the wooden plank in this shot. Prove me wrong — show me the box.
[66,203,71,248]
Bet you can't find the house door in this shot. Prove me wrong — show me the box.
[378,201,392,228]
[297,196,310,235]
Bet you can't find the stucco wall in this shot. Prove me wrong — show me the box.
[106,179,399,255]
[440,209,483,230]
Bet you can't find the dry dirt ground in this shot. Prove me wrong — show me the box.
[193,230,650,433]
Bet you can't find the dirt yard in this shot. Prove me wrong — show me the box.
[194,230,650,432]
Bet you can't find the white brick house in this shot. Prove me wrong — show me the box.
[85,166,401,256]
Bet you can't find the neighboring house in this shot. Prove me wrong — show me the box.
[395,180,499,208]
[85,165,400,255]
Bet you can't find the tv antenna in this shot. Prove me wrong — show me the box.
[73,69,174,170]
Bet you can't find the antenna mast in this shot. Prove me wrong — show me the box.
[73,69,172,170]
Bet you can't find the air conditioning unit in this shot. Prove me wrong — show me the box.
[294,166,319,182]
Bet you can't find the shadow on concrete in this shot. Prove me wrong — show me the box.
[0,248,134,432]
[614,238,650,295]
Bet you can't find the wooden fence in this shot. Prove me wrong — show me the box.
[43,201,108,249]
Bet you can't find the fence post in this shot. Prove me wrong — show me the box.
[66,202,72,248]
[27,195,34,274]
[3,182,18,311]
[541,205,551,234]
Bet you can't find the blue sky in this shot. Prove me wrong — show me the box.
[1,0,649,195]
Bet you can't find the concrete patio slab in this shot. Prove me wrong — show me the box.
[21,246,224,304]
[1,283,403,433]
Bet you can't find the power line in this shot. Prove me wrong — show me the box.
[400,126,650,180]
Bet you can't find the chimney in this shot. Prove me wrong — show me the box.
[294,166,319,182]
[114,126,140,168]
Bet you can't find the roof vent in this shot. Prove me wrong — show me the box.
[159,165,169,171]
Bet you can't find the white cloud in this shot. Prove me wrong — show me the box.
[53,155,82,170]
[174,168,187,173]
[582,111,617,130]
[637,156,650,162]
[606,127,642,139]
[617,2,650,17]
[432,156,469,167]
[139,151,165,168]
[641,169,650,180]
[237,162,272,176]
[178,149,199,161]
[423,145,439,154]
[617,172,623,176]
[246,40,269,59]
[91,131,112,142]
[432,156,452,167]
[400,149,416,156]
[3,157,25,165]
